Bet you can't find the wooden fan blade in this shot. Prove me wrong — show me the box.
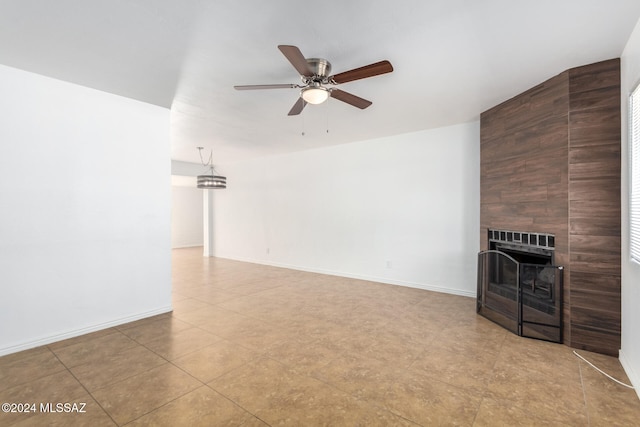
[330,60,393,84]
[288,97,307,116]
[330,89,372,109]
[234,84,298,90]
[278,45,314,77]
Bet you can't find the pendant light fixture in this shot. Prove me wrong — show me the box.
[196,147,226,189]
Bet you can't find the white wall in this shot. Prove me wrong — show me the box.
[212,122,480,296]
[621,16,640,396]
[171,181,203,248]
[171,160,204,177]
[170,161,205,249]
[0,65,172,356]
[171,160,208,248]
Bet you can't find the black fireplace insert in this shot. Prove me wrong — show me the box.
[477,229,563,343]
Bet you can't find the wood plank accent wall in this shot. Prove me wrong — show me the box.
[480,58,621,356]
[568,59,621,355]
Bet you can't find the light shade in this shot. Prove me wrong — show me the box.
[301,87,330,104]
[197,174,227,189]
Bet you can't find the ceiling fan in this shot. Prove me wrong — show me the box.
[234,45,393,116]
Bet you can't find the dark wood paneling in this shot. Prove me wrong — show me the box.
[569,253,620,275]
[569,219,620,237]
[481,74,568,124]
[569,108,621,147]
[570,178,620,199]
[567,59,621,354]
[569,199,620,221]
[570,235,620,255]
[480,58,621,355]
[570,325,620,357]
[569,160,621,181]
[570,270,620,293]
[571,289,621,312]
[570,86,622,110]
[481,68,571,345]
[568,58,620,94]
[571,305,621,333]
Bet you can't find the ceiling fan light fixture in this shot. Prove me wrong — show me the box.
[301,86,330,104]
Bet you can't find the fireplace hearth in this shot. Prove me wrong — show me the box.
[477,229,563,343]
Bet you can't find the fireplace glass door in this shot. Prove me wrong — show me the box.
[477,250,563,343]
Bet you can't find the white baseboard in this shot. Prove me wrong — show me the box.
[215,254,477,299]
[619,348,640,400]
[0,306,173,357]
[171,243,203,249]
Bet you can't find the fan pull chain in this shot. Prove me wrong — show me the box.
[326,97,330,134]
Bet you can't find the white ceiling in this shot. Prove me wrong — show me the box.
[1,0,640,164]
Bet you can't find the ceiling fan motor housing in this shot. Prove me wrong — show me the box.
[305,58,331,80]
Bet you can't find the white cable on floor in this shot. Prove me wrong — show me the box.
[573,350,635,389]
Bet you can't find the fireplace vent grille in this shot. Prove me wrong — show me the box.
[488,229,555,250]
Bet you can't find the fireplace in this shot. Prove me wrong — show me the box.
[477,229,563,343]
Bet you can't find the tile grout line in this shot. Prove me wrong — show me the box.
[0,348,68,393]
[133,334,275,426]
[260,353,416,425]
[47,347,120,426]
[577,359,591,427]
[57,327,212,426]
[469,330,509,426]
[198,356,284,425]
[112,338,210,426]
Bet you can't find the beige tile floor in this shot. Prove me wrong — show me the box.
[1,246,639,426]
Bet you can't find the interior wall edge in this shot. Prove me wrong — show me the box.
[619,348,640,400]
[213,254,477,299]
[0,306,173,357]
